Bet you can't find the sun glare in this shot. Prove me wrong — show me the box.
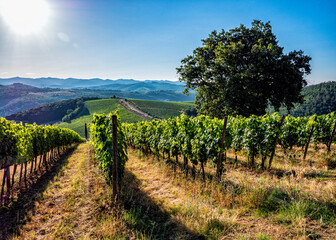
[0,0,50,35]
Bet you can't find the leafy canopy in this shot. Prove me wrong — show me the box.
[177,20,311,117]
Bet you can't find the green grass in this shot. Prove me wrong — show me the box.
[129,99,195,119]
[57,99,144,137]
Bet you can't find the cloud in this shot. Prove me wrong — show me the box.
[57,32,70,42]
[25,72,35,75]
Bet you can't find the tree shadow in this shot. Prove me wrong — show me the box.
[0,145,78,239]
[120,169,206,240]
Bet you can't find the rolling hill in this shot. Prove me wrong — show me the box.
[57,99,144,137]
[0,83,196,117]
[128,99,195,119]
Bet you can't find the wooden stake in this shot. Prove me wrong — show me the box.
[12,164,17,186]
[24,162,27,187]
[328,120,336,152]
[85,123,88,140]
[19,163,23,183]
[1,168,7,205]
[303,116,317,161]
[268,116,285,169]
[217,116,228,179]
[5,166,11,204]
[201,161,205,181]
[112,115,119,200]
[184,155,188,177]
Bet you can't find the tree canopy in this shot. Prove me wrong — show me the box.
[177,20,311,117]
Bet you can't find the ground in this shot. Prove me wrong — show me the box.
[1,143,335,239]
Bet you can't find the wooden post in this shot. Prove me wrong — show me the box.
[85,123,88,140]
[303,116,317,161]
[112,115,119,200]
[30,158,34,174]
[268,116,285,169]
[12,164,17,185]
[5,166,11,204]
[201,161,205,181]
[328,120,336,152]
[19,163,23,183]
[1,168,7,205]
[217,116,228,179]
[184,155,188,177]
[24,162,27,187]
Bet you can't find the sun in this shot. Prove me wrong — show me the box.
[0,0,50,35]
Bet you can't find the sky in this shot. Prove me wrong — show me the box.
[0,0,335,84]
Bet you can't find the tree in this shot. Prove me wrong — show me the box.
[177,20,311,117]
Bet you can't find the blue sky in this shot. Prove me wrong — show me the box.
[0,0,335,84]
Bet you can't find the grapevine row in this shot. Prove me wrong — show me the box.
[0,117,85,205]
[122,113,336,179]
[90,113,128,184]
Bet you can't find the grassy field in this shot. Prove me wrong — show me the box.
[2,143,335,239]
[129,99,195,119]
[57,99,144,137]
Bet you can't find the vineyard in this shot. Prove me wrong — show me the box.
[1,112,336,239]
[0,117,84,205]
[122,112,336,179]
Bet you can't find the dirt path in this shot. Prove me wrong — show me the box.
[9,143,130,240]
[117,99,152,121]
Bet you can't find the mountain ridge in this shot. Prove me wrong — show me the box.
[0,77,183,90]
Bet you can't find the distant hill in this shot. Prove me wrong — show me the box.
[90,80,185,91]
[266,81,336,116]
[6,97,98,124]
[0,83,79,117]
[0,83,196,117]
[0,77,184,90]
[291,81,336,116]
[57,99,146,137]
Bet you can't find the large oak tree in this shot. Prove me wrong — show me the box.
[177,20,311,117]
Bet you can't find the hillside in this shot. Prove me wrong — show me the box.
[291,81,336,116]
[128,99,195,119]
[6,97,97,124]
[0,83,196,117]
[57,99,144,137]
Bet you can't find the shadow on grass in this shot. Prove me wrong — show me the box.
[0,144,79,239]
[120,168,206,240]
[136,149,336,227]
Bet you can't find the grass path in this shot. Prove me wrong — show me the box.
[10,143,131,239]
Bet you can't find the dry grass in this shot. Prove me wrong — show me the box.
[125,149,292,239]
[2,142,335,239]
[127,144,336,239]
[9,143,133,240]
